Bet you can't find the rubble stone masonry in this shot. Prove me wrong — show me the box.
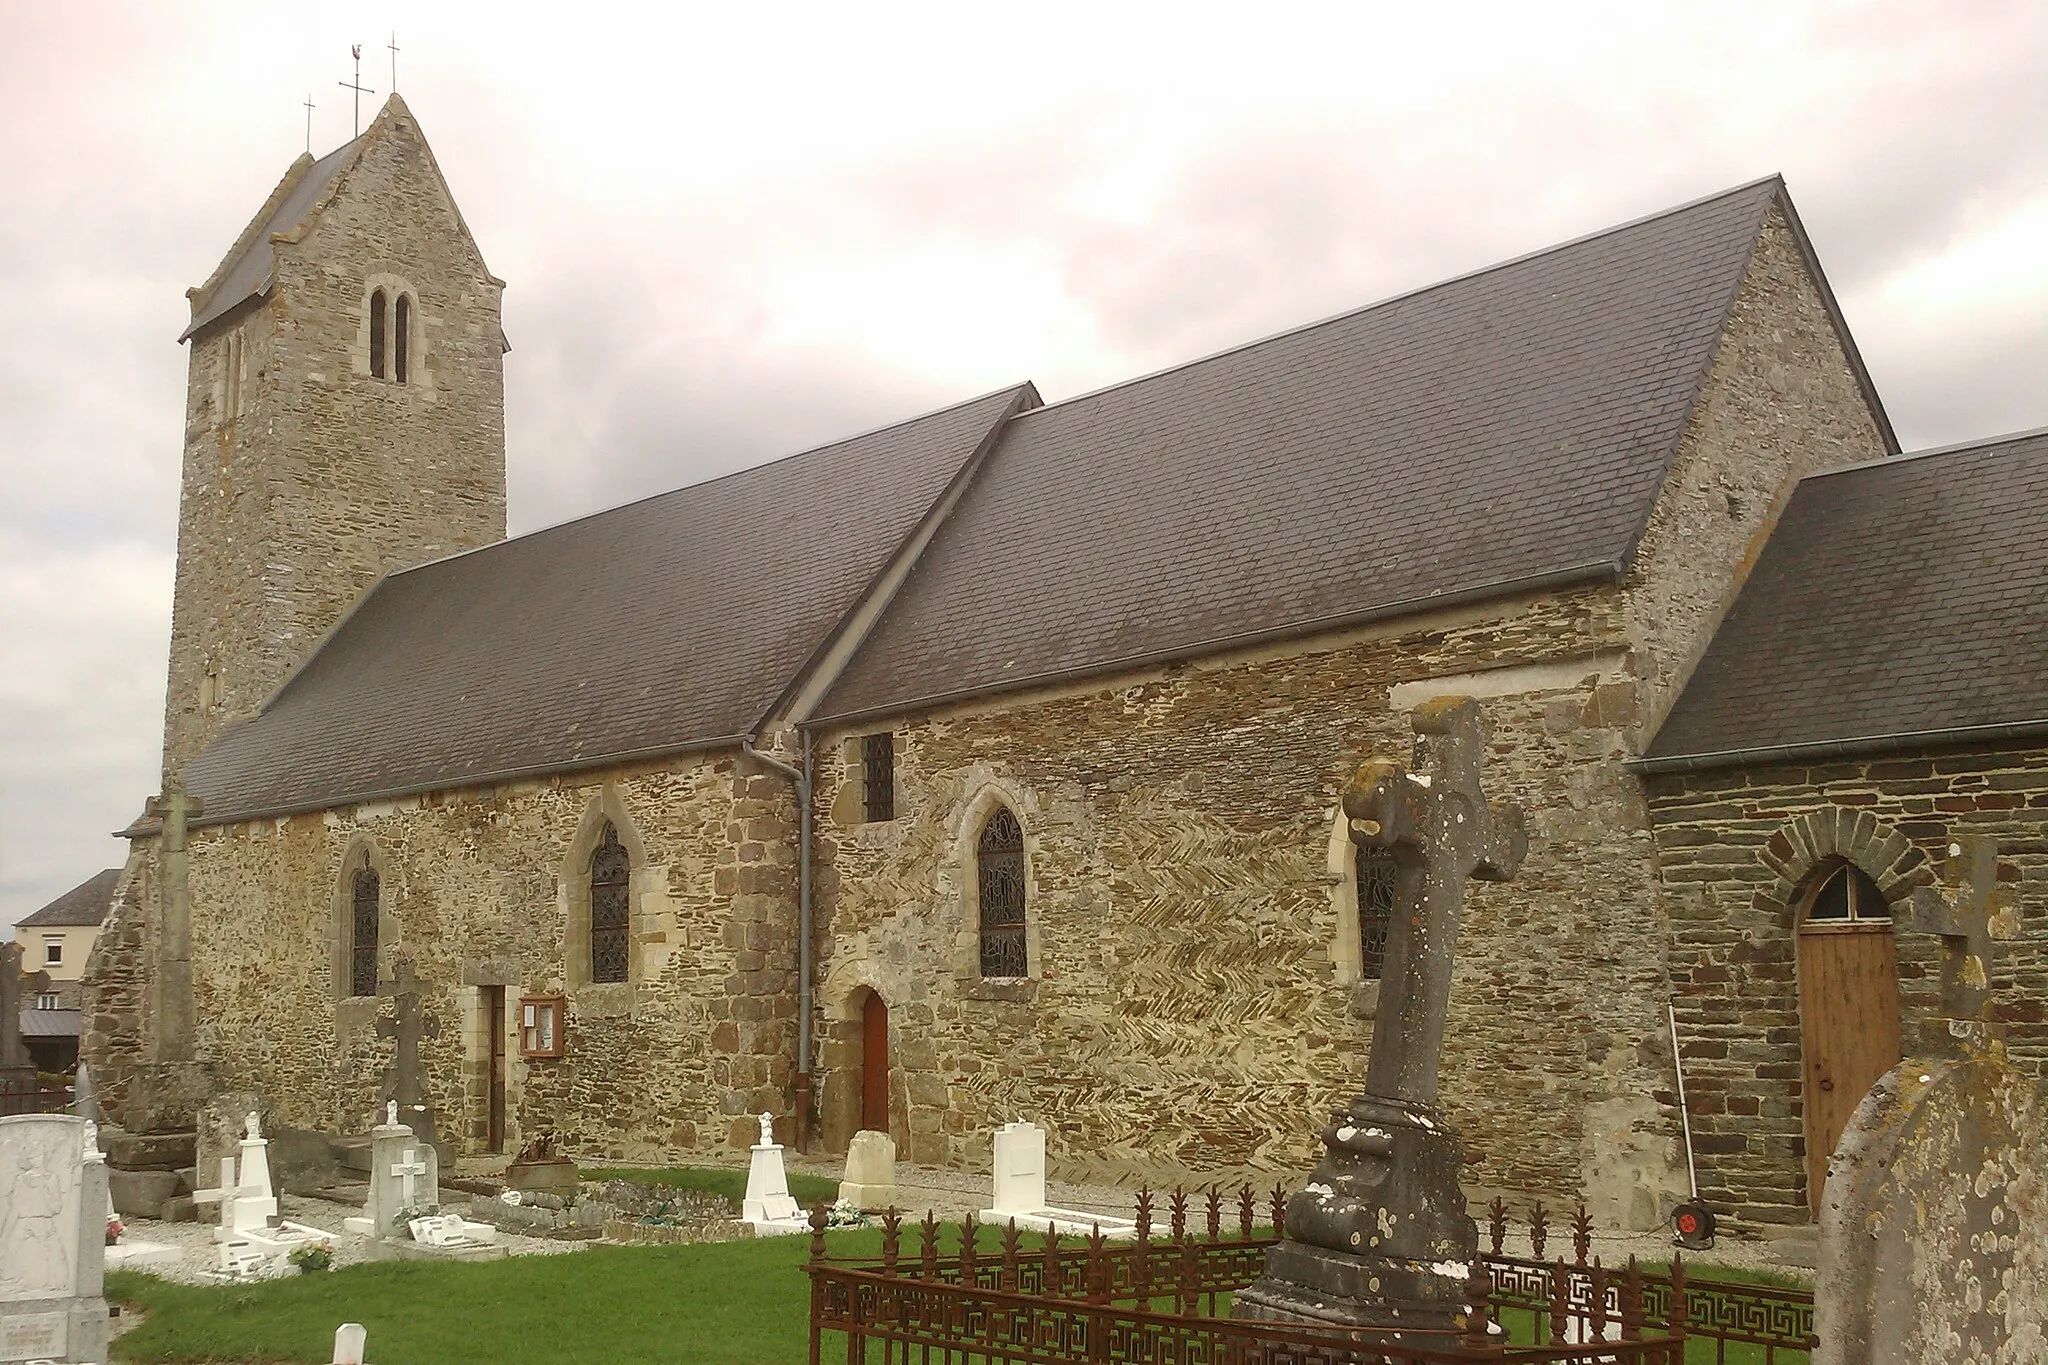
[1647,745,2048,1229]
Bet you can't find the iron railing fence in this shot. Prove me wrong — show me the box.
[0,1066,70,1116]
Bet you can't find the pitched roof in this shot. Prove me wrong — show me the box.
[184,386,1037,825]
[16,869,120,929]
[21,1010,83,1039]
[181,137,361,341]
[815,178,1800,722]
[1644,428,2048,768]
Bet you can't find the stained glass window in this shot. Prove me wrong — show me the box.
[863,732,895,822]
[350,867,379,997]
[591,822,631,984]
[1356,847,1396,981]
[977,808,1027,978]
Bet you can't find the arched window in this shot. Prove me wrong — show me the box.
[350,867,380,997]
[369,289,388,379]
[393,293,412,384]
[976,808,1026,978]
[1355,846,1397,981]
[1804,862,1890,923]
[590,822,631,984]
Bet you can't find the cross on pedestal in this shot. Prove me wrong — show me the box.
[1346,695,1527,1105]
[377,957,439,1111]
[391,1146,430,1209]
[1904,836,2018,1029]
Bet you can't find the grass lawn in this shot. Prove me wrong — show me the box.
[582,1165,840,1210]
[109,1231,885,1365]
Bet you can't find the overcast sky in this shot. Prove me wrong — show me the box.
[3,2,2044,929]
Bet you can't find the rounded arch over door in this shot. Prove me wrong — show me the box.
[1797,858,1901,1212]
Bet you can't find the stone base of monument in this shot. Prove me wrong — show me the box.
[1234,1095,1478,1342]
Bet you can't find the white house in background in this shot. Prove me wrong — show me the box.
[13,868,119,1070]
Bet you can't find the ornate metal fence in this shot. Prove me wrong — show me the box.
[804,1186,1733,1364]
[1479,1198,1817,1363]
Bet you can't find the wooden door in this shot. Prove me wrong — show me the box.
[485,986,507,1153]
[1799,892,1900,1211]
[861,991,890,1134]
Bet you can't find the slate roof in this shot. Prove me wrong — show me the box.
[181,138,361,341]
[183,386,1036,825]
[16,869,120,929]
[1644,429,2048,767]
[816,177,1802,722]
[21,1010,83,1039]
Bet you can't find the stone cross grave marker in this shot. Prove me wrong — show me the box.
[0,1113,111,1363]
[0,942,28,1071]
[1818,837,2045,1364]
[1237,696,1525,1339]
[376,958,441,1150]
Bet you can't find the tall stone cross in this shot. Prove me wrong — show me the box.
[151,779,203,1063]
[1346,695,1527,1105]
[376,957,438,1114]
[1903,836,2019,1035]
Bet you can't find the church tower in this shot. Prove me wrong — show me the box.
[162,95,507,778]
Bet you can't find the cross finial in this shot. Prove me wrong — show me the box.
[388,32,400,93]
[339,44,376,137]
[302,93,315,154]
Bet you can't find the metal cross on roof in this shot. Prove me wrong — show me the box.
[302,94,315,154]
[339,44,376,137]
[387,32,400,93]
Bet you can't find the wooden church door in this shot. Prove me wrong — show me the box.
[861,991,890,1134]
[1797,862,1901,1212]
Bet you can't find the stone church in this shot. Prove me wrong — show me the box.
[82,94,2045,1235]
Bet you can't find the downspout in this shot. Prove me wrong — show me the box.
[741,734,815,1151]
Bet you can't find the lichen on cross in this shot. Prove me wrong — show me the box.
[1902,836,2019,1034]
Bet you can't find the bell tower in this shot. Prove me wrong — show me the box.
[162,94,507,777]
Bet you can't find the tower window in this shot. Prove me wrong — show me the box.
[369,289,388,379]
[862,732,895,822]
[394,293,412,384]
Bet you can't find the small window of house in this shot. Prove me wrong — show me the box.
[369,289,388,379]
[36,993,60,1011]
[977,807,1027,978]
[590,822,631,984]
[863,732,896,822]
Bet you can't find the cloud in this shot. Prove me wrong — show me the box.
[2,1,2044,924]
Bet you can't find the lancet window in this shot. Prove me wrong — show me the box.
[369,289,388,379]
[350,867,380,997]
[1355,846,1397,981]
[977,807,1027,978]
[590,822,632,984]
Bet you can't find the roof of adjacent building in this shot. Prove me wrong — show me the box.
[815,177,1815,720]
[181,137,361,341]
[183,386,1037,825]
[21,1009,83,1039]
[1645,428,2048,766]
[16,869,120,929]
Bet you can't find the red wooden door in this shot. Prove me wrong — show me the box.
[1799,922,1899,1211]
[861,992,890,1134]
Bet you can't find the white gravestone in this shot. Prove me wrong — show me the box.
[332,1322,368,1365]
[0,1113,110,1364]
[346,1105,438,1238]
[981,1120,1137,1239]
[838,1130,898,1210]
[742,1111,808,1236]
[192,1114,337,1278]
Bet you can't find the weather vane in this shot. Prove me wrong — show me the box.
[339,43,375,137]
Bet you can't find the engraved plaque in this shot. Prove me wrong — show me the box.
[0,1311,67,1362]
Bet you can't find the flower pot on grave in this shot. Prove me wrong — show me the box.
[503,1157,579,1200]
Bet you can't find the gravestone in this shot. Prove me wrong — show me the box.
[980,1120,1137,1237]
[0,1114,110,1364]
[742,1111,808,1235]
[1236,697,1525,1338]
[345,1104,499,1259]
[377,959,444,1159]
[191,1112,337,1279]
[332,1322,368,1365]
[838,1129,898,1210]
[1816,837,2046,1364]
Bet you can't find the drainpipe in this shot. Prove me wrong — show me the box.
[741,734,815,1151]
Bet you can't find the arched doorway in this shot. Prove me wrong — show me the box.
[1797,860,1901,1211]
[860,989,890,1135]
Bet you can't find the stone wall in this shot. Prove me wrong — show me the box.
[1646,744,2048,1228]
[158,749,802,1159]
[161,98,505,777]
